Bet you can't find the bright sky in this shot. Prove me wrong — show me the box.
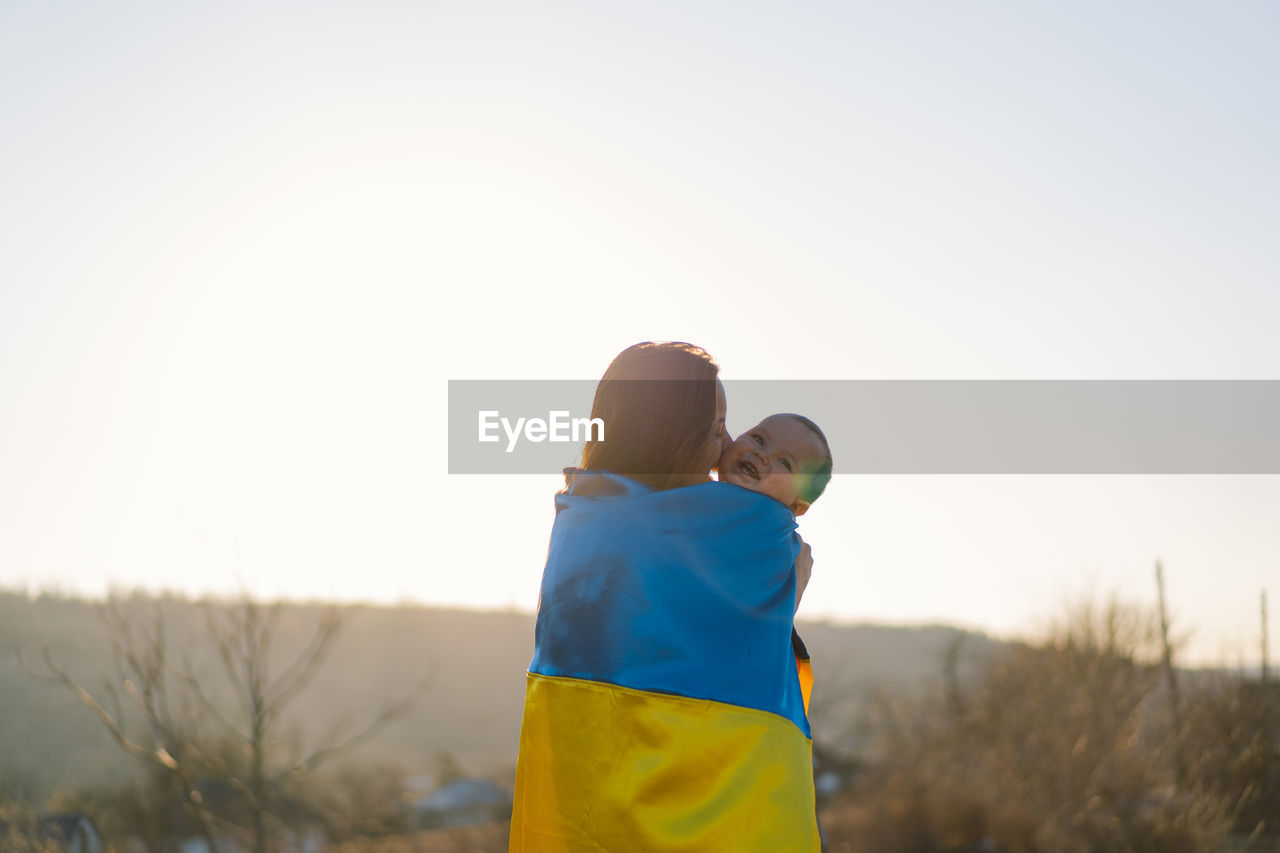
[2,1,1277,666]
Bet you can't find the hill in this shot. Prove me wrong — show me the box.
[0,590,1003,799]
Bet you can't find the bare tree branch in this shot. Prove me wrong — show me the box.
[264,607,342,720]
[205,601,255,728]
[180,654,251,744]
[17,645,224,852]
[274,675,431,783]
[21,593,429,853]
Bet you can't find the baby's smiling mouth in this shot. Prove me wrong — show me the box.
[736,459,761,480]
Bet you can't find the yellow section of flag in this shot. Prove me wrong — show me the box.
[510,673,820,852]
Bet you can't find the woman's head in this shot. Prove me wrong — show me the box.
[580,342,728,490]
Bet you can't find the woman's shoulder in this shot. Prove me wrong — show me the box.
[561,467,653,498]
[670,478,791,506]
[640,479,799,531]
[556,469,796,533]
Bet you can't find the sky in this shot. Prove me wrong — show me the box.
[2,1,1278,665]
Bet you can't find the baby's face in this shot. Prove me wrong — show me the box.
[718,414,826,515]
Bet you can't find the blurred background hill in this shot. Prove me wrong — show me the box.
[3,589,1275,852]
[0,589,1000,800]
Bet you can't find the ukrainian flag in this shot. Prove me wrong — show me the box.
[510,470,820,852]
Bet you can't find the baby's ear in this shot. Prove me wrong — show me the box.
[790,498,811,517]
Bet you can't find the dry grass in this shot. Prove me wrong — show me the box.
[0,805,65,853]
[329,821,509,853]
[817,599,1278,853]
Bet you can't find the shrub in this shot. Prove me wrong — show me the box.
[818,598,1277,853]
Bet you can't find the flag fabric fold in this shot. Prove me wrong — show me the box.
[511,469,820,852]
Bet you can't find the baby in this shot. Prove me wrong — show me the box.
[717,412,833,724]
[718,412,833,613]
[717,413,833,517]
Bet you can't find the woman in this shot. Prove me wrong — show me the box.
[510,342,820,852]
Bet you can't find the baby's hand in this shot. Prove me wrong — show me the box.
[795,539,812,613]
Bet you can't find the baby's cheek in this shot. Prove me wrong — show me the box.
[763,474,794,503]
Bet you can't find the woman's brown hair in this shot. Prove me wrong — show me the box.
[579,342,721,491]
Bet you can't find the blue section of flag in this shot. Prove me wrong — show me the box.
[529,469,810,736]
